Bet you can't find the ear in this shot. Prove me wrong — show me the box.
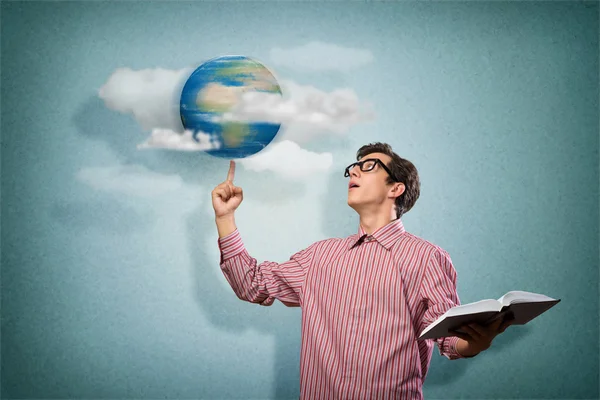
[389,183,405,199]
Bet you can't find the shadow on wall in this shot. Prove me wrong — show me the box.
[186,203,304,400]
[71,96,312,399]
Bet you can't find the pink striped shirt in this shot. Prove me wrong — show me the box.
[218,218,465,399]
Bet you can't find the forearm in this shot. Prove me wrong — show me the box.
[221,253,274,305]
[456,338,479,358]
[216,227,307,307]
[216,214,237,238]
[217,227,274,305]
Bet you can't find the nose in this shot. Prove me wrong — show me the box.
[349,165,361,178]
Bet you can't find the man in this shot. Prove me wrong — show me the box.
[211,142,513,399]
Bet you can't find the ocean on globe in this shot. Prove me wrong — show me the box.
[179,55,282,158]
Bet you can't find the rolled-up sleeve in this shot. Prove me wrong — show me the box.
[419,248,465,360]
[218,229,316,307]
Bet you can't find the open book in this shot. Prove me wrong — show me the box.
[418,290,560,340]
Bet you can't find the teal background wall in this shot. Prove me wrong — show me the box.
[1,2,598,399]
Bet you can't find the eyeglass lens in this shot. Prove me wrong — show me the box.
[345,160,377,176]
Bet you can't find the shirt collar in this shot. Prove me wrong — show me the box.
[347,218,406,251]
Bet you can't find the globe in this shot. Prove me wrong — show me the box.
[179,55,283,158]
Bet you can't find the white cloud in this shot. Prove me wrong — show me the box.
[238,140,333,179]
[213,79,374,144]
[270,41,374,72]
[77,164,186,198]
[137,128,221,151]
[98,65,373,157]
[98,67,193,132]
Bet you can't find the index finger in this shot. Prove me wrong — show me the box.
[227,160,235,182]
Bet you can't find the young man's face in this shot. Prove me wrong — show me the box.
[346,152,400,213]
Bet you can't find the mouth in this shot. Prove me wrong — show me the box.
[348,184,360,190]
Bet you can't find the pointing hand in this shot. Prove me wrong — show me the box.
[211,160,244,218]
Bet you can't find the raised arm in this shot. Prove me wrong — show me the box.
[218,229,316,307]
[211,160,316,307]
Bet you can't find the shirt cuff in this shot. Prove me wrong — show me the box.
[217,229,246,263]
[441,336,465,360]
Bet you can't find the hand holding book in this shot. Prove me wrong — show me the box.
[419,290,560,341]
[449,312,516,356]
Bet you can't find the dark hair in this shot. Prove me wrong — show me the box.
[356,142,420,219]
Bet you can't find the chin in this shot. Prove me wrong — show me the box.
[347,196,359,209]
[348,192,361,203]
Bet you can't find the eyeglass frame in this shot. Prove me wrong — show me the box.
[344,158,400,182]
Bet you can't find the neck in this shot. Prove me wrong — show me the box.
[358,211,396,235]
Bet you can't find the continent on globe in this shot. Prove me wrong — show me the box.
[196,83,242,113]
[221,122,253,148]
[180,55,282,158]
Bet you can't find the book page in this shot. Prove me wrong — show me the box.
[498,290,558,307]
[446,299,502,316]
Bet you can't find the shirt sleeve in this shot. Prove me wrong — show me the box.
[419,247,466,360]
[217,229,316,307]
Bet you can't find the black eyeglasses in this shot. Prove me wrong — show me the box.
[344,158,399,181]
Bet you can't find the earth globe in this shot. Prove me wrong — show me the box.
[179,55,283,158]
